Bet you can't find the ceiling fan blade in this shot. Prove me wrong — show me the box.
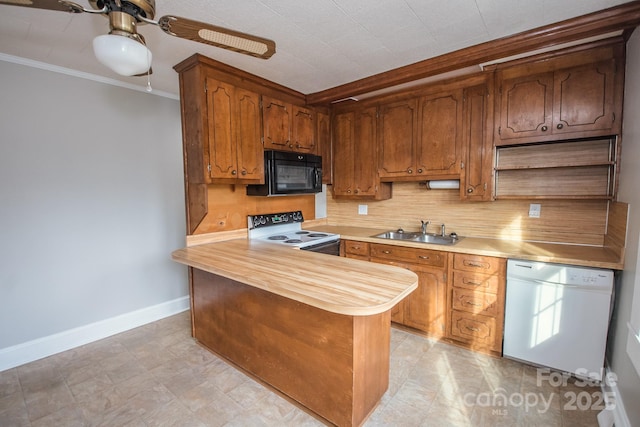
[0,0,84,13]
[157,16,276,59]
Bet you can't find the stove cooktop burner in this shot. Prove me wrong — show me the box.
[285,239,303,244]
[308,233,327,237]
[295,231,309,235]
[268,235,288,240]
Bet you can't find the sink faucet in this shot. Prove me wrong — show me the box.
[441,224,446,237]
[420,220,430,234]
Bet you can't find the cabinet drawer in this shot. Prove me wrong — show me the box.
[452,271,500,294]
[370,243,446,267]
[449,310,499,350]
[343,240,370,257]
[453,253,504,275]
[451,288,498,317]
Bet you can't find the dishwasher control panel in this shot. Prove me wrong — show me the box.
[507,259,613,287]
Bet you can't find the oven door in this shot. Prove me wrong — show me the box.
[300,239,341,256]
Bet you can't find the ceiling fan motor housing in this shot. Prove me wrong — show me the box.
[89,0,156,23]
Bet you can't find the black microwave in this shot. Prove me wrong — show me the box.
[246,150,322,196]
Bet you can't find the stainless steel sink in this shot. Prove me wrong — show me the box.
[412,234,458,244]
[372,230,461,245]
[372,231,421,240]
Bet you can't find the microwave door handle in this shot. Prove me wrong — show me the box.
[315,168,322,186]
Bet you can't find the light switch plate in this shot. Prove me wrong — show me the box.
[529,203,541,218]
[358,204,368,215]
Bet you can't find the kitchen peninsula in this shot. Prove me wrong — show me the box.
[171,239,418,427]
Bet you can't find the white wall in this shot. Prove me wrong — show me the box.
[0,60,188,368]
[610,29,640,426]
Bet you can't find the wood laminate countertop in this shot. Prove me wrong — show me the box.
[172,239,418,316]
[307,225,624,270]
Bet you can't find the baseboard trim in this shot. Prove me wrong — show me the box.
[599,364,632,427]
[0,296,190,372]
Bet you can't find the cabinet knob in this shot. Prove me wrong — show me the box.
[541,125,548,132]
[347,189,352,194]
[407,168,413,174]
[241,170,247,176]
[354,189,359,194]
[383,250,391,254]
[289,144,293,148]
[231,170,237,175]
[417,168,423,173]
[557,123,564,129]
[467,188,474,193]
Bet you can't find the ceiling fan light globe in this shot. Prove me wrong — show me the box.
[92,34,152,76]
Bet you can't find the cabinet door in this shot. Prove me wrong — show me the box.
[316,111,332,184]
[378,99,417,179]
[404,265,447,337]
[235,88,264,183]
[205,78,237,181]
[353,107,379,196]
[332,111,356,196]
[461,83,493,201]
[498,72,554,141]
[333,107,390,199]
[292,106,316,153]
[417,90,464,176]
[553,60,616,135]
[262,96,292,150]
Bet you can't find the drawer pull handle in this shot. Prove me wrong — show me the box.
[383,250,391,254]
[352,246,360,250]
[466,326,480,332]
[464,280,482,286]
[418,255,430,260]
[464,261,487,268]
[466,301,482,307]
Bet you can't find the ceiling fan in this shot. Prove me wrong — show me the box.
[0,0,276,76]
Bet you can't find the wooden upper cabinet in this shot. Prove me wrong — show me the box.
[378,99,418,179]
[205,78,263,184]
[262,96,291,151]
[263,96,316,153]
[417,89,464,177]
[292,105,316,153]
[496,45,623,145]
[498,72,553,141]
[460,82,494,201]
[332,107,391,199]
[332,110,356,196]
[553,60,616,135]
[378,89,463,181]
[234,88,264,181]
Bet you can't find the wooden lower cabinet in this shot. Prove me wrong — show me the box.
[341,240,507,355]
[401,264,447,336]
[343,240,447,338]
[446,253,506,355]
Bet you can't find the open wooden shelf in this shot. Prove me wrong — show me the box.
[494,138,616,199]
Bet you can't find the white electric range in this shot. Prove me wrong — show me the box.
[247,211,340,253]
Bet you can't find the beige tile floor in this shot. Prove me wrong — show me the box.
[0,311,602,426]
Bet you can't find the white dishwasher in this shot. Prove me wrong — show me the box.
[503,259,614,381]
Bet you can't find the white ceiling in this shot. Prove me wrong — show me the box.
[0,0,632,97]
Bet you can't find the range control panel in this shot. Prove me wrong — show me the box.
[248,211,304,229]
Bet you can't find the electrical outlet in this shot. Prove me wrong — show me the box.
[358,204,368,215]
[529,203,541,218]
